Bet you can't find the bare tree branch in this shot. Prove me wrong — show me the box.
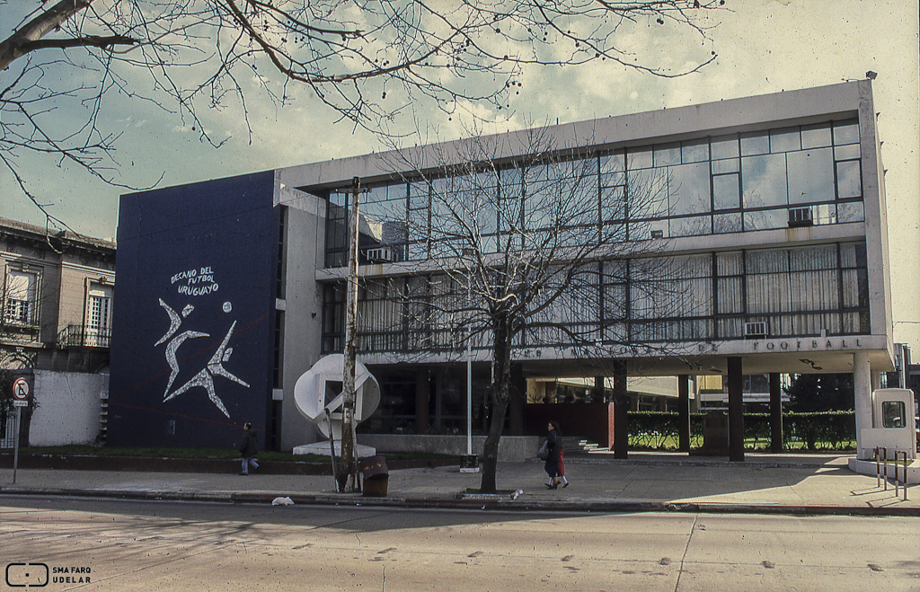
[0,1,722,251]
[0,0,97,70]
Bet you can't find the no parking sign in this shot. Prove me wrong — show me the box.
[9,375,31,483]
[11,377,30,407]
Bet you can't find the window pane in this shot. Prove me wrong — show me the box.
[842,268,869,308]
[718,318,743,339]
[789,245,837,271]
[670,162,711,215]
[627,168,669,219]
[601,169,626,188]
[713,213,742,233]
[770,127,801,153]
[716,251,744,275]
[833,121,860,145]
[788,148,834,204]
[711,135,739,160]
[713,174,740,210]
[627,148,653,170]
[682,140,710,163]
[882,401,906,428]
[836,160,862,198]
[500,167,523,197]
[802,123,832,148]
[711,158,739,174]
[600,152,625,174]
[632,219,668,240]
[747,249,789,273]
[603,283,626,320]
[654,143,681,167]
[744,209,787,231]
[813,204,837,225]
[840,243,857,268]
[717,277,743,313]
[671,215,711,236]
[834,144,861,160]
[5,270,38,325]
[601,186,626,221]
[742,154,787,208]
[746,273,791,313]
[838,201,864,223]
[741,132,770,156]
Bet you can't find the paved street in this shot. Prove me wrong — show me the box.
[1,496,918,591]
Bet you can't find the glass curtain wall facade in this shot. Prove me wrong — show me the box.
[325,119,862,259]
[321,118,869,354]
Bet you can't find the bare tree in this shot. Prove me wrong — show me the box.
[340,125,707,493]
[1,1,722,230]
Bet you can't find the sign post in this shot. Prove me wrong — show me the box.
[11,377,31,485]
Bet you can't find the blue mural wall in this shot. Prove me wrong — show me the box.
[108,171,278,449]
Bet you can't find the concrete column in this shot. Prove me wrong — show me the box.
[612,360,629,459]
[727,357,745,462]
[415,368,429,435]
[871,368,882,392]
[853,350,873,459]
[769,372,783,452]
[678,375,691,453]
[593,376,604,403]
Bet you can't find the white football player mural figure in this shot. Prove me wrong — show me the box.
[155,298,250,419]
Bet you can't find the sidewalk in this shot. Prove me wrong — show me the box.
[1,452,917,516]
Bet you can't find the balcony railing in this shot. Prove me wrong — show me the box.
[3,298,39,327]
[58,324,112,349]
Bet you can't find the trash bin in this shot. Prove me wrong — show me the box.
[702,411,729,455]
[359,455,388,497]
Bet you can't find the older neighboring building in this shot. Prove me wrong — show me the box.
[109,81,898,459]
[1,217,116,447]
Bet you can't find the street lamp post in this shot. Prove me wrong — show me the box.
[461,249,479,473]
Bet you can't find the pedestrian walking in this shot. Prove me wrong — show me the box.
[558,445,569,487]
[238,422,259,475]
[543,420,562,489]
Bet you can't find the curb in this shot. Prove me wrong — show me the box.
[2,486,918,517]
[0,454,461,474]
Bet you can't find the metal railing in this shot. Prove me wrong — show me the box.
[874,446,908,501]
[3,298,39,327]
[57,324,112,348]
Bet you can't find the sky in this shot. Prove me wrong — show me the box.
[1,0,918,349]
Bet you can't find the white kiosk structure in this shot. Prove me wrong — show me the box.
[292,354,381,457]
[857,388,916,461]
[849,388,918,483]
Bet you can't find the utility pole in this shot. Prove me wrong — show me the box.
[340,177,361,492]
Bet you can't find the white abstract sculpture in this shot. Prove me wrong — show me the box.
[293,354,381,442]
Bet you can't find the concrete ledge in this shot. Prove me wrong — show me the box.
[358,435,540,462]
[848,457,920,484]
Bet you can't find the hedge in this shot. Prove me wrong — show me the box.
[628,410,856,451]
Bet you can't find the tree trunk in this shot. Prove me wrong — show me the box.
[339,179,361,492]
[612,360,630,459]
[479,313,512,493]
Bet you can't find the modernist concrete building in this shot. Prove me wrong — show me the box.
[1,217,116,447]
[108,80,896,460]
